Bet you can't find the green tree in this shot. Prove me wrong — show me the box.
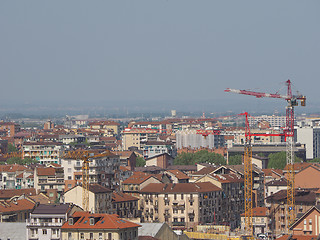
[7,143,18,153]
[228,154,242,165]
[174,152,196,165]
[267,151,302,169]
[136,156,146,167]
[308,158,320,163]
[174,150,226,166]
[6,157,37,165]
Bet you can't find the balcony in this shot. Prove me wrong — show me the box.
[172,222,186,226]
[27,220,62,227]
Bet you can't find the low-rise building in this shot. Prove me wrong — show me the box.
[241,207,268,235]
[64,184,112,214]
[26,204,80,240]
[0,198,35,222]
[61,211,140,240]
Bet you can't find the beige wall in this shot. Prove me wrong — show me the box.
[62,228,138,240]
[292,209,320,235]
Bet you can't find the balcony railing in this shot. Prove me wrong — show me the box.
[27,220,62,227]
[172,222,186,226]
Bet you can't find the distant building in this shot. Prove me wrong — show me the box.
[176,129,225,150]
[248,115,287,128]
[22,142,64,165]
[122,128,158,151]
[143,141,176,159]
[296,125,320,160]
[0,122,21,137]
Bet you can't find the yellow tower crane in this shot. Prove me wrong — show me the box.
[63,150,91,211]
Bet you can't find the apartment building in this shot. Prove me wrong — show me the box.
[112,192,139,219]
[0,198,35,222]
[0,122,21,137]
[248,115,287,128]
[176,129,225,150]
[290,205,320,236]
[0,164,33,189]
[22,142,64,165]
[143,141,176,159]
[296,125,320,160]
[88,120,120,136]
[122,128,158,151]
[121,172,162,198]
[26,204,80,240]
[139,182,222,230]
[61,150,120,190]
[34,166,64,201]
[266,189,317,237]
[61,212,140,240]
[195,173,244,228]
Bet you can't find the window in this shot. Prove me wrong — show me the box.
[68,232,72,240]
[108,233,112,240]
[80,233,84,239]
[99,233,103,240]
[42,229,47,235]
[174,218,178,222]
[90,218,94,225]
[90,233,93,240]
[181,194,184,199]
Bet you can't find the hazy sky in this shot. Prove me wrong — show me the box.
[1,1,319,114]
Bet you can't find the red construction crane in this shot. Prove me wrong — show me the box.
[225,80,306,231]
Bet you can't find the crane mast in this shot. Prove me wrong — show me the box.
[63,150,91,211]
[225,80,306,231]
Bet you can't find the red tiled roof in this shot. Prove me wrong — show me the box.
[141,182,221,194]
[0,199,35,213]
[0,164,29,173]
[112,192,139,203]
[283,162,312,171]
[166,169,190,180]
[0,188,36,200]
[209,173,244,183]
[62,212,140,229]
[241,207,267,217]
[262,168,283,177]
[89,121,120,126]
[122,172,153,185]
[37,167,56,176]
[193,166,218,176]
[119,166,131,171]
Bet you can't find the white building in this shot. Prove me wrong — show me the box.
[176,129,225,149]
[248,115,286,128]
[296,119,320,160]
